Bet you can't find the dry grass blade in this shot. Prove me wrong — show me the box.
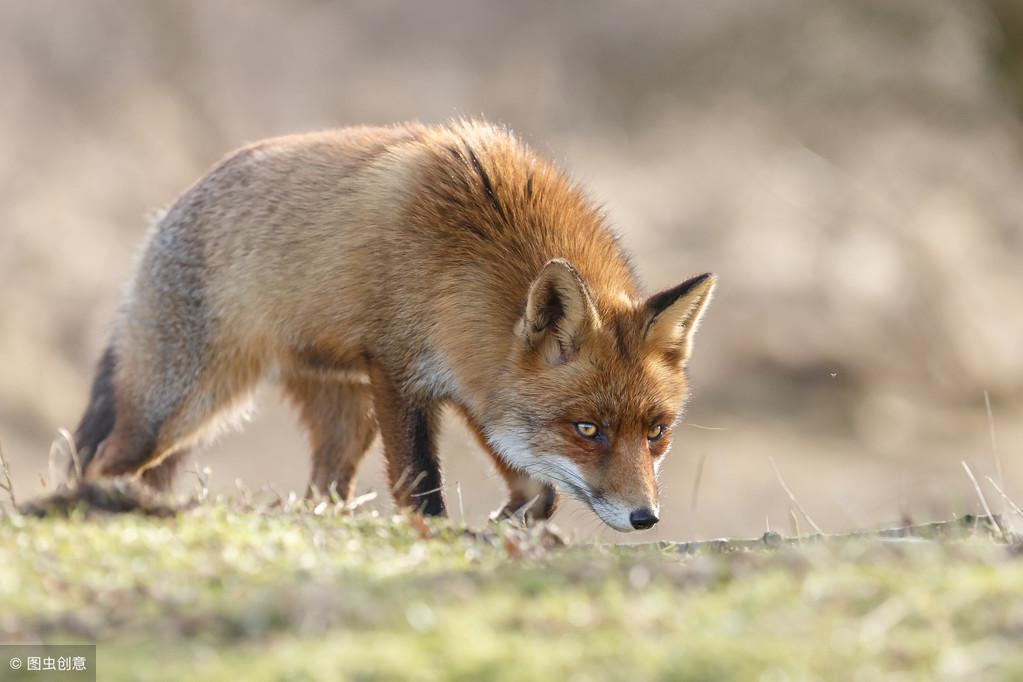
[191,465,211,502]
[961,461,1006,540]
[985,476,1023,520]
[984,391,1004,513]
[327,480,342,506]
[59,427,82,481]
[789,508,801,541]
[409,485,443,499]
[0,438,16,508]
[455,481,465,523]
[345,490,377,512]
[689,452,707,511]
[768,456,824,535]
[47,428,81,489]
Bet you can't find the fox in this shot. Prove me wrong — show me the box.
[73,119,715,532]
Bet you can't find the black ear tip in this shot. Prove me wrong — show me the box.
[677,272,716,296]
[683,273,717,295]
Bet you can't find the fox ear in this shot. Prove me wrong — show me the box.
[644,273,716,364]
[519,259,599,364]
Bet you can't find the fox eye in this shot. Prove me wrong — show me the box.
[575,422,599,439]
[647,424,665,441]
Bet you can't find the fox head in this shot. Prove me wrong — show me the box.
[487,259,716,532]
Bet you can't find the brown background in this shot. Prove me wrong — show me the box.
[2,0,1022,542]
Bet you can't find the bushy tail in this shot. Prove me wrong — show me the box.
[73,344,118,475]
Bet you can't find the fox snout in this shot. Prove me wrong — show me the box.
[589,494,661,532]
[585,459,661,532]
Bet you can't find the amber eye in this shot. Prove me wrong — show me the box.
[647,424,665,441]
[575,422,599,439]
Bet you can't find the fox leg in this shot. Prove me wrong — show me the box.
[452,408,559,523]
[486,446,559,523]
[368,365,445,516]
[282,374,378,500]
[82,339,262,488]
[86,379,257,486]
[139,449,189,492]
[83,393,164,481]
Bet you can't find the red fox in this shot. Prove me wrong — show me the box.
[73,120,715,531]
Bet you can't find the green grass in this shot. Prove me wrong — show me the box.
[3,499,1023,681]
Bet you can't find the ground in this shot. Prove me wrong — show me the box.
[2,489,1023,682]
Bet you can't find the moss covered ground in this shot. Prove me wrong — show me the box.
[2,491,1022,681]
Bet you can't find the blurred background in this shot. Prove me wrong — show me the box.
[2,0,1022,542]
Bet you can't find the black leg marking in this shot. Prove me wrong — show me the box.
[408,407,445,516]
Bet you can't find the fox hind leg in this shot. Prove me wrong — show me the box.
[282,373,378,501]
[83,341,262,489]
[139,449,189,492]
[83,392,162,481]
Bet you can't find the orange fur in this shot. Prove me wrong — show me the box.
[73,119,715,531]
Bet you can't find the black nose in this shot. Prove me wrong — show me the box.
[629,508,659,530]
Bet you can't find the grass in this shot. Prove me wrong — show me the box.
[2,487,1023,681]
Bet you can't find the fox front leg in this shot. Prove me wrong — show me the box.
[476,430,559,524]
[493,469,559,524]
[369,366,446,516]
